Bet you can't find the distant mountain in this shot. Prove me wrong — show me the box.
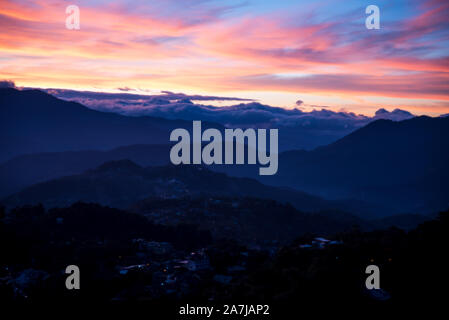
[0,88,221,162]
[3,116,446,216]
[216,116,449,215]
[0,144,171,198]
[1,160,376,217]
[1,88,443,217]
[40,87,416,151]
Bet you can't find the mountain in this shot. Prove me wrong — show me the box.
[1,88,444,217]
[37,88,416,151]
[0,88,221,162]
[1,160,374,217]
[3,160,427,244]
[216,116,449,215]
[0,144,172,198]
[129,196,365,244]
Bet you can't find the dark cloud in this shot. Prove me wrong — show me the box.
[117,87,132,92]
[307,104,331,109]
[38,88,254,103]
[373,108,414,121]
[159,91,254,102]
[295,100,303,106]
[0,80,16,88]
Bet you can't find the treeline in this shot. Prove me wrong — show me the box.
[206,210,448,308]
[0,202,212,271]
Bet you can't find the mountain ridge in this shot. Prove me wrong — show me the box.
[1,160,381,218]
[0,87,223,162]
[215,115,449,215]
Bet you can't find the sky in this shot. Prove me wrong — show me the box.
[0,0,448,116]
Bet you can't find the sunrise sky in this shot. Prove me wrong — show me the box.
[1,0,448,116]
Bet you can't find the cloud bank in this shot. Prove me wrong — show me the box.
[0,80,16,88]
[40,88,415,130]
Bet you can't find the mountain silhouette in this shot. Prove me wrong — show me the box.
[217,116,449,215]
[0,88,221,162]
[2,88,446,217]
[1,160,373,218]
[0,144,172,197]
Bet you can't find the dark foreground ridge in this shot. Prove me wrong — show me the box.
[0,203,447,312]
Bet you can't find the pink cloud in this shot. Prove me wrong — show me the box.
[0,0,448,115]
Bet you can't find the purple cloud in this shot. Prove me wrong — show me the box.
[35,88,416,131]
[0,80,16,88]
